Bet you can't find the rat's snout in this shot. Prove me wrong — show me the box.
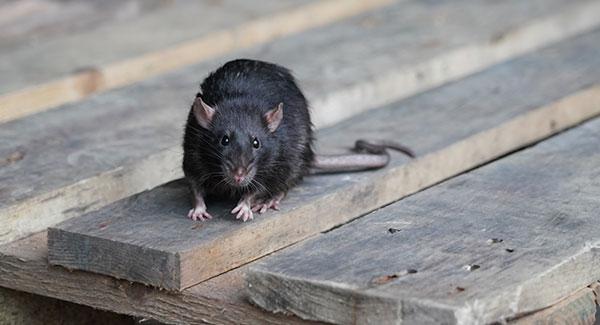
[232,167,248,185]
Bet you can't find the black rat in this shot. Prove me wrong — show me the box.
[183,59,413,222]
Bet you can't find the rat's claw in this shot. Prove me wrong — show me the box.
[235,208,253,222]
[188,207,213,221]
[259,204,268,214]
[251,200,266,212]
[251,203,266,213]
[232,199,253,221]
[251,193,285,214]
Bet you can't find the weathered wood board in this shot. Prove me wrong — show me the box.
[511,287,597,325]
[2,0,599,245]
[48,29,600,290]
[0,0,169,46]
[246,117,600,325]
[0,0,393,123]
[0,286,134,325]
[1,235,597,325]
[0,232,321,325]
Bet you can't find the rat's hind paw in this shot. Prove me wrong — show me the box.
[188,207,213,221]
[232,200,253,222]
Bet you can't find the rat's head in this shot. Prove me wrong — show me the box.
[193,96,283,188]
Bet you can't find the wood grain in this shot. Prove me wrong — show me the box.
[246,117,600,324]
[48,29,600,290]
[0,234,596,325]
[0,0,393,124]
[0,0,166,46]
[0,286,134,325]
[2,0,599,245]
[0,232,321,325]
[511,287,597,325]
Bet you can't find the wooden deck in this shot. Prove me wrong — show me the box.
[48,29,600,291]
[0,231,308,324]
[0,0,393,123]
[2,0,600,245]
[246,117,600,324]
[1,0,600,324]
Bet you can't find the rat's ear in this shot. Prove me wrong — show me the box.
[264,102,283,133]
[192,96,216,129]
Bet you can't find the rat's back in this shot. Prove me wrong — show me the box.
[200,59,302,108]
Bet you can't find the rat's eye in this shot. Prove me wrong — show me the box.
[252,137,260,149]
[221,135,230,146]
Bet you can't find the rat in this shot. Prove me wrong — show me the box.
[183,59,413,222]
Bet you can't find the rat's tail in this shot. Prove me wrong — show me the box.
[310,140,414,174]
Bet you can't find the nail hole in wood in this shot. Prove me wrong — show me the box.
[486,238,503,244]
[371,274,398,285]
[371,269,417,286]
[0,150,25,167]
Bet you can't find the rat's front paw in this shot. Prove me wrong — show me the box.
[252,193,285,214]
[188,206,213,221]
[231,200,253,222]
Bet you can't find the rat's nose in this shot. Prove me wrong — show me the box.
[233,167,247,184]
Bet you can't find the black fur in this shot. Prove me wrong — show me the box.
[183,59,314,201]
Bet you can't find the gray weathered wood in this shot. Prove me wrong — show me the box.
[510,287,597,325]
[0,232,321,325]
[3,0,600,245]
[48,29,600,290]
[0,0,393,123]
[0,235,595,325]
[0,286,134,325]
[0,0,167,48]
[246,117,600,325]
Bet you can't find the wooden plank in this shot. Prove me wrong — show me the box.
[0,0,392,124]
[245,117,600,324]
[48,29,600,290]
[2,0,599,246]
[590,282,600,303]
[0,0,161,46]
[0,236,597,325]
[0,287,134,325]
[510,287,597,325]
[0,231,321,325]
